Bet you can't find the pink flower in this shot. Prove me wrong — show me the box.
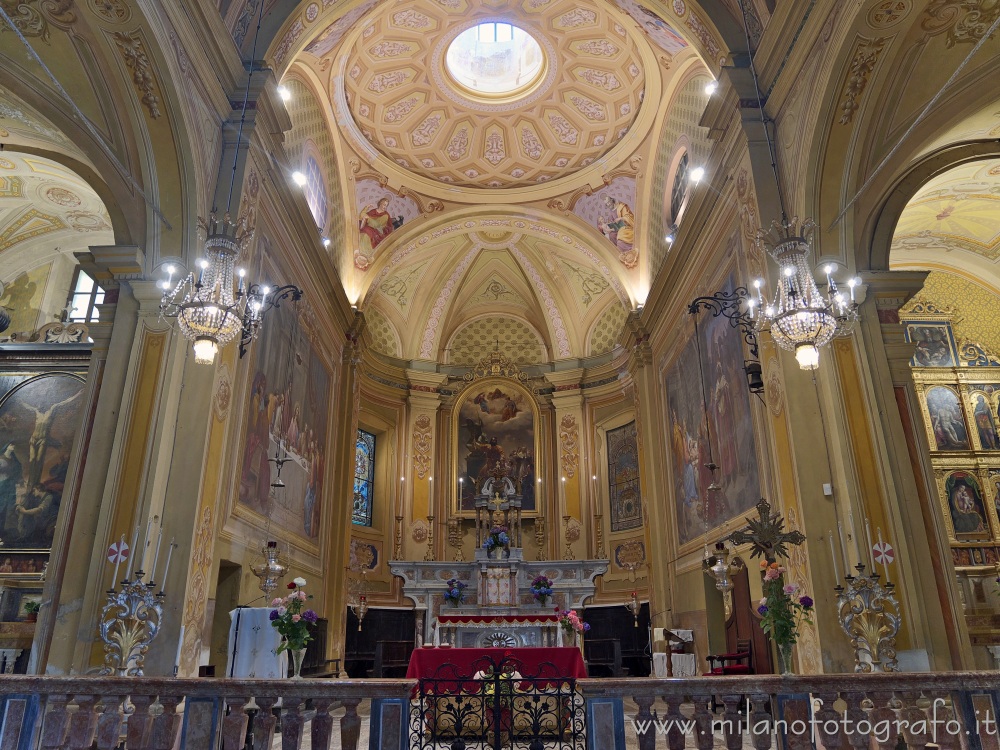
[783,583,798,595]
[271,598,282,606]
[764,568,780,581]
[299,591,307,601]
[291,614,301,623]
[277,607,287,616]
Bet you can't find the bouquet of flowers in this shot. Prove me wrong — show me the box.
[483,524,511,553]
[556,607,590,636]
[444,578,467,605]
[531,575,553,606]
[269,577,318,652]
[756,562,813,655]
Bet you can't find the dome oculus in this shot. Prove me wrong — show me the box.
[445,23,544,96]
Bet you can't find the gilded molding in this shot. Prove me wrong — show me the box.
[559,414,580,478]
[838,36,888,125]
[921,0,1000,47]
[412,414,432,479]
[113,30,163,119]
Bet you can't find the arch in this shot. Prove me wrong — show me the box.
[864,141,1000,273]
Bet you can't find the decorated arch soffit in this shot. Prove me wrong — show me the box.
[358,208,633,361]
[793,0,1000,268]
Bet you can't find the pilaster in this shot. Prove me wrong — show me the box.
[404,370,449,561]
[543,370,585,561]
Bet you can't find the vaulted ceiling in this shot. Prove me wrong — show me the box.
[275,0,721,364]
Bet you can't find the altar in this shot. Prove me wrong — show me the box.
[435,612,562,648]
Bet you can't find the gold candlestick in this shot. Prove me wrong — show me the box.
[424,515,436,561]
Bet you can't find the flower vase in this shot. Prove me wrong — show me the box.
[535,595,548,608]
[489,546,508,560]
[289,647,307,679]
[777,643,793,676]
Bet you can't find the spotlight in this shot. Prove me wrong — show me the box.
[322,237,331,248]
[277,85,291,102]
[291,171,307,186]
[704,80,718,96]
[690,167,705,183]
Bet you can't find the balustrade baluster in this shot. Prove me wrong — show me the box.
[221,697,251,750]
[38,693,70,749]
[126,694,154,750]
[814,692,842,750]
[341,697,363,750]
[691,694,715,750]
[150,695,182,750]
[900,692,930,750]
[66,694,99,750]
[93,694,124,750]
[720,694,743,750]
[281,697,305,750]
[662,694,686,750]
[843,692,872,750]
[928,693,962,750]
[633,695,657,750]
[870,692,899,750]
[749,693,772,750]
[311,697,335,750]
[250,696,278,750]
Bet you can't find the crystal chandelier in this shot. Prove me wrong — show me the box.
[158,214,302,365]
[748,217,860,370]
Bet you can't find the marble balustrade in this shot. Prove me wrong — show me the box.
[1,671,998,749]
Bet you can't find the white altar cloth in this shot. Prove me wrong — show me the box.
[225,607,288,679]
[652,653,698,677]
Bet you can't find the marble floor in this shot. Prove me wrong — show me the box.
[269,698,761,749]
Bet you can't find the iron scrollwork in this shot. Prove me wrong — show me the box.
[410,652,586,750]
[688,287,764,394]
[239,283,303,358]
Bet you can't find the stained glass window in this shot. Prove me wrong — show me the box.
[353,429,376,526]
[608,421,642,532]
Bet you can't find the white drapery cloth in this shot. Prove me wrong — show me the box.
[225,607,288,679]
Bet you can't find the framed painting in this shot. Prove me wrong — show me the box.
[905,322,958,368]
[607,421,642,532]
[923,386,970,450]
[0,371,86,573]
[943,470,991,541]
[237,292,332,543]
[666,272,761,546]
[454,379,538,514]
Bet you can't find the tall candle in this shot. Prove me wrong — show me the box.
[848,508,860,565]
[864,518,875,571]
[175,625,185,675]
[837,521,849,572]
[828,531,840,584]
[877,528,889,582]
[151,529,164,582]
[160,539,176,590]
[125,522,140,579]
[111,533,125,589]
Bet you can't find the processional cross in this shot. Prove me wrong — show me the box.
[725,498,805,563]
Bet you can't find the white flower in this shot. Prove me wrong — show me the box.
[293,577,307,587]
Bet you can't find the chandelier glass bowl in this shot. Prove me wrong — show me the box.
[749,218,859,370]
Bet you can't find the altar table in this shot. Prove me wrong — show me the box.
[407,647,586,691]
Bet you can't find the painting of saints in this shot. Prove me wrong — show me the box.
[925,387,969,450]
[908,324,956,367]
[456,385,535,512]
[945,471,989,539]
[972,394,999,450]
[356,197,404,270]
[598,195,637,266]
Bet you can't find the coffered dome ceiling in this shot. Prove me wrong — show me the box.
[333,0,651,189]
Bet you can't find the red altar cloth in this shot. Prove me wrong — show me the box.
[407,647,586,692]
[436,613,561,625]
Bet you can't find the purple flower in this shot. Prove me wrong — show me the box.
[799,595,814,608]
[269,609,280,621]
[303,609,318,623]
[583,622,591,632]
[757,605,768,615]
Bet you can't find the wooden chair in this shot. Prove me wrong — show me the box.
[704,638,753,675]
[371,640,415,677]
[584,638,627,677]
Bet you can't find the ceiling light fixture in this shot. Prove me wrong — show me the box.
[158,0,302,365]
[277,85,291,102]
[291,171,307,186]
[689,166,705,184]
[704,80,718,96]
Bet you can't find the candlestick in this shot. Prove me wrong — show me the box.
[160,539,176,590]
[111,534,125,588]
[828,531,840,584]
[126,522,140,579]
[151,529,164,582]
[864,518,875,571]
